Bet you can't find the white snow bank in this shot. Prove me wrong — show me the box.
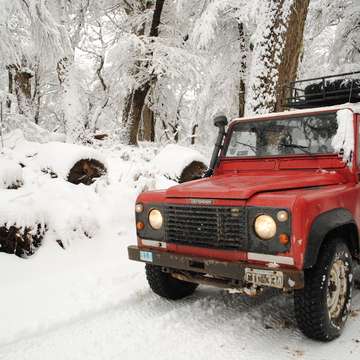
[0,159,23,189]
[2,129,27,149]
[150,144,207,180]
[0,179,100,246]
[0,133,108,248]
[0,153,139,345]
[332,109,354,166]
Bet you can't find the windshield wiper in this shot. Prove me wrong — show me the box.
[279,143,313,155]
[235,141,257,153]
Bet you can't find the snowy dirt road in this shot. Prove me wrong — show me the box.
[1,248,360,360]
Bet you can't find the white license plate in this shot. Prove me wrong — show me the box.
[140,251,153,263]
[244,268,284,289]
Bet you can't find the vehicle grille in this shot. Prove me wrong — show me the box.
[164,205,248,250]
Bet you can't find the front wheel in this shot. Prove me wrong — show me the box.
[145,264,198,300]
[294,238,353,341]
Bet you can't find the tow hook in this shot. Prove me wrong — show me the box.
[226,286,262,297]
[243,286,262,297]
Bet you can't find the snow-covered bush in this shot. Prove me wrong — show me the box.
[0,159,23,189]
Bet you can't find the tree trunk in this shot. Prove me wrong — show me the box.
[122,0,165,145]
[14,65,33,117]
[142,104,155,141]
[274,0,310,111]
[238,23,248,118]
[125,83,151,145]
[191,124,198,145]
[57,57,85,143]
[33,64,41,124]
[246,0,310,115]
[6,66,14,109]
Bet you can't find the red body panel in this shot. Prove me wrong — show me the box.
[166,166,346,200]
[135,108,360,271]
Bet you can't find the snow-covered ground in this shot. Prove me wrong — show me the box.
[0,135,360,360]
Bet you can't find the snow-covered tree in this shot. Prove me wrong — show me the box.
[0,0,355,147]
[0,0,71,130]
[246,0,310,115]
[298,0,356,78]
[332,1,360,72]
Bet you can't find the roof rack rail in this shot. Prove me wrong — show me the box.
[286,71,360,109]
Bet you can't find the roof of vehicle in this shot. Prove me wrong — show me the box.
[230,103,360,124]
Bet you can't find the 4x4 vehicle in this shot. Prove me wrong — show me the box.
[128,73,360,341]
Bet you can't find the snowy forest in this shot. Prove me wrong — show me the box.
[0,0,359,146]
[1,1,360,359]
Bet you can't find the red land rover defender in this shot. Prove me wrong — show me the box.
[128,73,360,341]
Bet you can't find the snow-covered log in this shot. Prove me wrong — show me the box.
[3,131,107,185]
[0,177,101,257]
[36,142,107,185]
[150,144,207,183]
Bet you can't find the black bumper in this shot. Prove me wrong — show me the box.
[128,245,304,290]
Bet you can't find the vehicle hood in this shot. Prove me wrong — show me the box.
[166,171,344,200]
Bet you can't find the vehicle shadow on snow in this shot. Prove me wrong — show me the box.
[138,272,360,343]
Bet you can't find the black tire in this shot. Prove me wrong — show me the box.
[294,238,353,341]
[145,264,198,300]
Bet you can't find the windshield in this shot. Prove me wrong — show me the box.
[225,113,340,158]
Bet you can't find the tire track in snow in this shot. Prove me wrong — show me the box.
[1,284,359,360]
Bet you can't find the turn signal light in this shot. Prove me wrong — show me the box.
[136,221,145,231]
[279,233,289,245]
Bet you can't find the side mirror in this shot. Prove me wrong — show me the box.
[213,115,228,128]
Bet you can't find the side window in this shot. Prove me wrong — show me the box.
[358,118,360,167]
[356,119,360,169]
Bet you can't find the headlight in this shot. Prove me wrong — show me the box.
[135,203,144,213]
[276,210,288,222]
[254,215,277,240]
[148,209,163,230]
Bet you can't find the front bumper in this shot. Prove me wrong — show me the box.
[128,246,304,290]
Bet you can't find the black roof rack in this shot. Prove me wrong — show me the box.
[286,71,360,109]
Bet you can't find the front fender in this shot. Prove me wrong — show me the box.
[304,208,358,268]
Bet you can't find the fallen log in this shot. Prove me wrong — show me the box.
[150,144,208,183]
[0,224,45,258]
[67,159,107,185]
[32,142,108,185]
[94,133,108,140]
[179,160,207,183]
